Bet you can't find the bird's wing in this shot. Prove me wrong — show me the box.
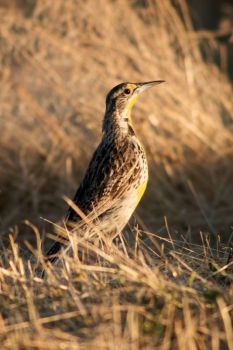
[46,136,141,262]
[67,136,140,222]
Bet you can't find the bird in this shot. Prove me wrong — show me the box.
[46,80,165,263]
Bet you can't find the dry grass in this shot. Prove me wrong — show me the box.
[0,0,232,348]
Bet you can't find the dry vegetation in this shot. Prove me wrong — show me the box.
[0,0,233,349]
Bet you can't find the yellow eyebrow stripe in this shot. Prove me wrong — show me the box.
[126,83,137,90]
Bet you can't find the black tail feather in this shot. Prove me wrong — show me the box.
[46,241,63,263]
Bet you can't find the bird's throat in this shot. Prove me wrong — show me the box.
[126,94,138,125]
[127,95,138,113]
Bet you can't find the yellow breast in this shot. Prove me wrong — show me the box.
[135,177,148,209]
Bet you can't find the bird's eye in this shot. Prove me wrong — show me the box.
[124,88,131,95]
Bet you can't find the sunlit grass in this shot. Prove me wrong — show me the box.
[0,0,232,348]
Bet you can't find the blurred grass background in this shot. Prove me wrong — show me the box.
[0,0,232,242]
[0,1,233,349]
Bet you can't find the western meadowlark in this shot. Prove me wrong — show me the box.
[46,80,165,262]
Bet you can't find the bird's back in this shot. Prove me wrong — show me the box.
[46,130,148,261]
[46,80,164,262]
[67,129,148,232]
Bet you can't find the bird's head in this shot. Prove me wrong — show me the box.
[104,80,165,132]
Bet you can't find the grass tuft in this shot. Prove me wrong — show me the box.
[0,0,232,348]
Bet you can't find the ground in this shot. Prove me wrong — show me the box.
[0,1,232,349]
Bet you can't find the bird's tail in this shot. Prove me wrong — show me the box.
[45,241,63,264]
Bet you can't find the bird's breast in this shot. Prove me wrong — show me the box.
[135,177,148,208]
[133,140,149,208]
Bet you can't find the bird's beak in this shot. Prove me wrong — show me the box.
[135,80,165,94]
